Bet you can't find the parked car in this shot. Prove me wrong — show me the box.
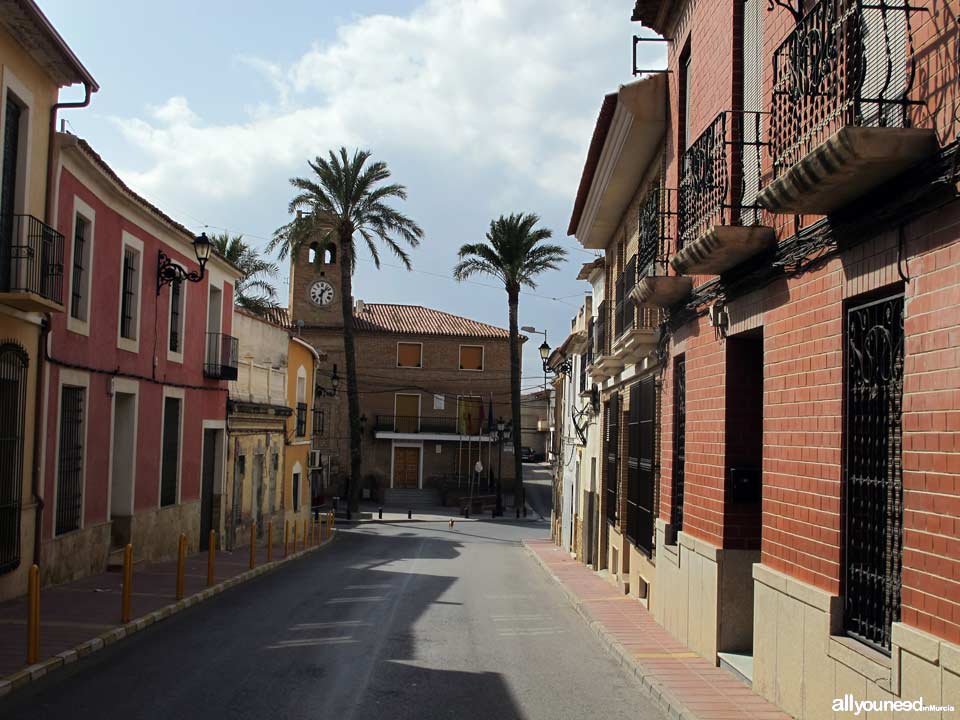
[520,446,535,462]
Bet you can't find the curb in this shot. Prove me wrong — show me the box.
[0,531,339,700]
[523,542,701,720]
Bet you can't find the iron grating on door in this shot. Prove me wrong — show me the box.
[671,356,686,535]
[0,342,28,573]
[844,292,904,654]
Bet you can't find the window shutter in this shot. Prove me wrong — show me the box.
[459,346,483,371]
[397,343,422,368]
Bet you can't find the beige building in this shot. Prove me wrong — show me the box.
[0,1,97,600]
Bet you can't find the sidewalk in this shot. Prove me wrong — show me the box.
[0,528,336,696]
[356,503,542,523]
[525,539,789,720]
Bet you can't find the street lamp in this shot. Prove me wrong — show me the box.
[539,340,572,376]
[156,232,213,294]
[316,365,340,397]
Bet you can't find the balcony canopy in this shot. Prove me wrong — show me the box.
[569,74,667,250]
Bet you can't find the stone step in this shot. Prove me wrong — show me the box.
[718,651,753,686]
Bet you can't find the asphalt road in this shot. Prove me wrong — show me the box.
[1,519,665,720]
[521,462,553,520]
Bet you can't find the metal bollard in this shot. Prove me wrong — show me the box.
[378,507,383,520]
[465,506,470,519]
[176,534,187,600]
[249,522,256,570]
[283,520,289,557]
[267,521,273,562]
[315,519,320,545]
[408,509,412,520]
[121,544,133,622]
[302,519,307,551]
[27,564,39,664]
[207,531,216,586]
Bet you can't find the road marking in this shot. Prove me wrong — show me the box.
[265,637,358,649]
[325,596,385,604]
[291,620,370,630]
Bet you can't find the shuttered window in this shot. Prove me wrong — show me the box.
[397,342,422,368]
[626,378,656,555]
[605,395,620,525]
[459,345,483,371]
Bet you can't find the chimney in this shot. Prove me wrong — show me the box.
[355,299,365,314]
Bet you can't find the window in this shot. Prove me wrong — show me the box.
[844,291,904,653]
[678,43,692,156]
[169,279,184,354]
[313,407,325,435]
[292,472,301,512]
[0,342,28,573]
[457,395,483,435]
[671,356,686,538]
[296,370,307,437]
[626,378,656,555]
[459,345,483,371]
[56,386,85,535]
[119,242,142,343]
[160,396,182,507]
[605,395,620,525]
[397,342,423,368]
[70,212,92,322]
[395,393,420,433]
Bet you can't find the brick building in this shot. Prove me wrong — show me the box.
[558,0,960,714]
[285,237,518,504]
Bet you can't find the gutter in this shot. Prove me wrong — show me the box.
[31,79,95,568]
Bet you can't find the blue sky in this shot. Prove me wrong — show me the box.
[41,0,664,385]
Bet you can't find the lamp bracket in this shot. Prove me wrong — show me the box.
[157,250,205,295]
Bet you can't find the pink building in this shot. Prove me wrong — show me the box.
[38,132,241,584]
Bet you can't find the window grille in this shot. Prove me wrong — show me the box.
[627,377,656,555]
[70,215,88,321]
[120,247,138,339]
[169,279,182,353]
[56,386,85,535]
[844,292,904,653]
[0,342,27,573]
[296,402,307,437]
[671,356,686,534]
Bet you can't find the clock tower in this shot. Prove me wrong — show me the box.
[289,240,343,328]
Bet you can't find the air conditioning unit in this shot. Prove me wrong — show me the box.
[308,450,323,469]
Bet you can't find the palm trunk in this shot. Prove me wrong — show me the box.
[339,231,362,513]
[508,285,523,511]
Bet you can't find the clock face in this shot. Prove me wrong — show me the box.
[309,280,335,306]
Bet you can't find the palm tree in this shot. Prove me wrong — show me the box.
[208,232,280,317]
[269,147,423,513]
[453,213,567,512]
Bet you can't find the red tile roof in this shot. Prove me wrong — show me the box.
[354,304,512,339]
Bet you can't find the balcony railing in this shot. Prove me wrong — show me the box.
[594,300,608,358]
[0,213,65,306]
[770,0,920,181]
[204,332,239,381]
[678,111,766,249]
[375,415,487,435]
[638,184,674,278]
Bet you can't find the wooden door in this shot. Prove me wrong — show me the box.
[393,447,420,489]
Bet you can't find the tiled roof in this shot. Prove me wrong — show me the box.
[354,304,512,339]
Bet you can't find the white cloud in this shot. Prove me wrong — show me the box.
[111,0,631,206]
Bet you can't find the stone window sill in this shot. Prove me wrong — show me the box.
[828,634,892,689]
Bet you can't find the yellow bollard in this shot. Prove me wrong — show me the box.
[267,521,273,562]
[283,520,289,557]
[207,530,216,586]
[301,519,306,552]
[121,544,133,622]
[26,564,39,664]
[176,534,187,601]
[249,521,257,570]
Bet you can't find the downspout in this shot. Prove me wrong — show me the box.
[32,82,94,567]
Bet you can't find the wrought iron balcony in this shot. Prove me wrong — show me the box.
[760,0,936,214]
[0,213,65,311]
[632,185,691,308]
[204,332,239,381]
[672,111,775,276]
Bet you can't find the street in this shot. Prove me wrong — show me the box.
[1,519,665,720]
[520,462,554,520]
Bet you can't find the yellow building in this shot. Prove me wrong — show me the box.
[284,334,318,535]
[0,1,97,601]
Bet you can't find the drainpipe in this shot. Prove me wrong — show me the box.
[31,82,95,568]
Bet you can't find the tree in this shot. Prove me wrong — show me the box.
[208,232,280,317]
[453,213,566,512]
[269,148,423,513]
